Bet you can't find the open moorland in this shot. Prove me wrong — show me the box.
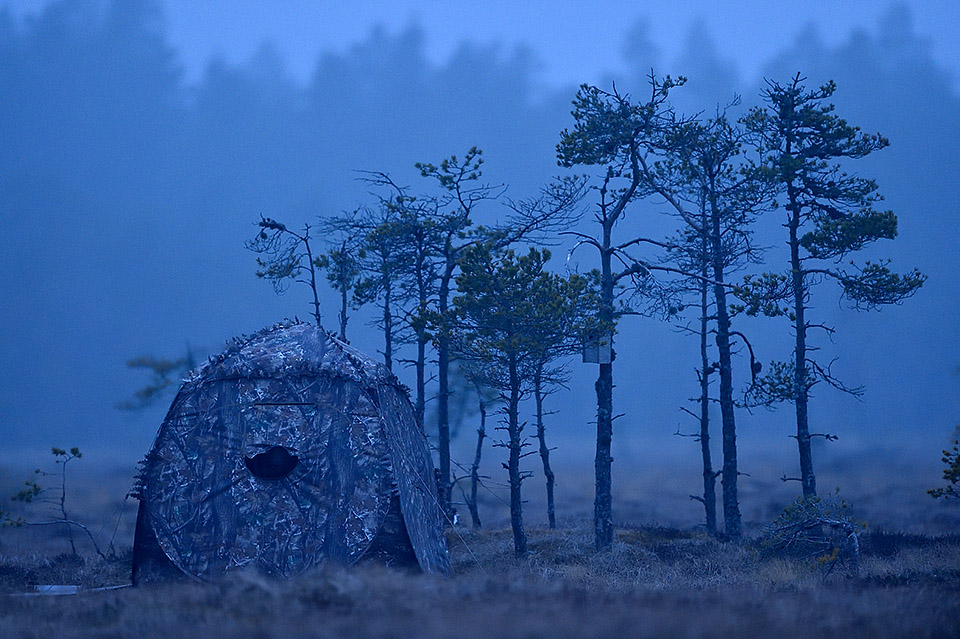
[1,525,959,639]
[1,462,958,639]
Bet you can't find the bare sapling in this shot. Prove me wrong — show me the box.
[4,447,106,560]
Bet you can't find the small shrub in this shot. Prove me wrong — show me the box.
[760,491,863,573]
[929,427,960,500]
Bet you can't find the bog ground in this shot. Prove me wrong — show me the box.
[1,462,959,638]
[1,526,959,639]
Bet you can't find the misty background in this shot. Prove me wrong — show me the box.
[1,1,958,522]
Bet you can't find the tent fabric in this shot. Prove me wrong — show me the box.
[133,321,449,581]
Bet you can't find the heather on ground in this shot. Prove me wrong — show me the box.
[1,525,959,639]
[1,466,959,639]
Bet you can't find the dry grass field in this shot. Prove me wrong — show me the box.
[1,525,959,639]
[1,458,958,638]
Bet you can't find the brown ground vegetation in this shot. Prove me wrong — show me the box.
[1,460,959,638]
[1,525,958,639]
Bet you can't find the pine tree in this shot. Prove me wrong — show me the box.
[738,74,925,497]
[929,427,960,501]
[246,216,325,327]
[556,74,685,549]
[315,232,363,343]
[452,244,589,556]
[653,112,769,538]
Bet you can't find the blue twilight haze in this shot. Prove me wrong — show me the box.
[0,1,957,490]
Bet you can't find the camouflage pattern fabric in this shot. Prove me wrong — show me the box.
[137,321,450,580]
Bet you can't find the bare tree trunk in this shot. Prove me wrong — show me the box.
[338,287,349,342]
[336,239,350,342]
[787,192,817,498]
[507,356,527,557]
[435,260,455,518]
[382,282,393,373]
[437,343,452,513]
[595,363,613,549]
[534,369,557,529]
[409,228,432,436]
[467,398,486,529]
[710,187,741,539]
[698,271,718,535]
[301,227,322,327]
[60,463,77,555]
[415,335,426,431]
[595,219,615,551]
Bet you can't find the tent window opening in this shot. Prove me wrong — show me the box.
[244,446,299,480]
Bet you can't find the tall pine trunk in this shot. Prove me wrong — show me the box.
[411,232,431,435]
[709,186,741,539]
[507,356,527,556]
[467,397,485,528]
[534,369,557,529]
[435,259,455,518]
[595,221,615,551]
[338,286,349,342]
[415,334,426,431]
[698,269,718,535]
[787,188,816,498]
[382,281,393,372]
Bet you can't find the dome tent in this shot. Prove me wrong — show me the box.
[131,321,449,583]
